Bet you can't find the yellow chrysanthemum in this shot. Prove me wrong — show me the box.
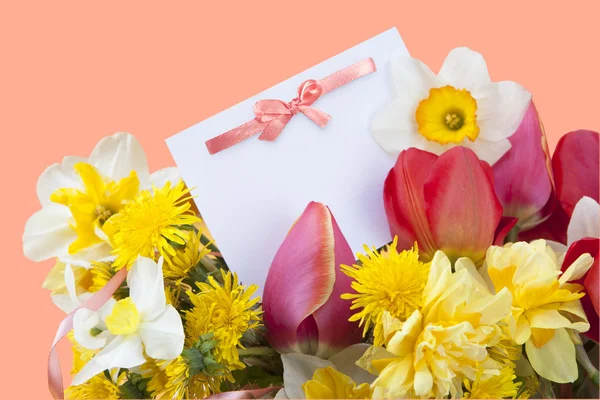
[43,261,93,295]
[463,366,522,399]
[163,230,211,282]
[142,356,223,399]
[108,180,200,270]
[302,367,372,399]
[68,330,97,375]
[65,372,125,400]
[485,240,593,383]
[185,270,261,369]
[358,251,513,399]
[52,162,139,254]
[341,238,430,346]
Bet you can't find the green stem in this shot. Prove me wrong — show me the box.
[238,346,279,358]
[576,343,600,386]
[539,377,556,399]
[506,226,520,244]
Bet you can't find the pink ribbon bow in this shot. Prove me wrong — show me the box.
[206,58,376,155]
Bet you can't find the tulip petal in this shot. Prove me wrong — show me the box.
[423,147,502,264]
[311,210,363,358]
[553,130,599,216]
[494,216,518,245]
[384,149,438,259]
[492,103,554,230]
[263,202,337,354]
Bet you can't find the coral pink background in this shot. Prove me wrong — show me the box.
[1,1,599,398]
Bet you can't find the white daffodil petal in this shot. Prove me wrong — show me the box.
[462,137,512,166]
[88,132,150,183]
[36,156,86,206]
[23,204,77,262]
[390,56,439,99]
[127,257,167,320]
[371,98,419,154]
[475,81,532,142]
[73,309,106,350]
[148,167,180,189]
[546,240,569,254]
[274,388,289,399]
[525,328,578,383]
[138,306,185,360]
[568,196,600,244]
[64,263,79,306]
[60,243,114,269]
[438,47,491,89]
[328,343,377,385]
[560,253,594,286]
[72,335,145,386]
[280,353,334,399]
[51,294,78,314]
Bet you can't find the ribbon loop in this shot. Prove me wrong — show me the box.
[205,57,377,155]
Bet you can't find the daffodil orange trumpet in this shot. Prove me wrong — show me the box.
[262,202,363,359]
[383,146,514,266]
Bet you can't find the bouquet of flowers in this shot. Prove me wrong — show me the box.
[24,47,598,399]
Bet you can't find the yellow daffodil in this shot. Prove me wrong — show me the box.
[185,270,261,369]
[303,367,372,399]
[358,251,512,399]
[108,180,200,270]
[43,260,93,296]
[24,132,179,266]
[341,239,430,346]
[484,240,593,383]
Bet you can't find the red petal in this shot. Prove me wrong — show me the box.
[384,149,438,260]
[494,216,518,245]
[492,103,554,230]
[423,147,503,265]
[563,238,599,342]
[262,202,361,356]
[553,130,599,216]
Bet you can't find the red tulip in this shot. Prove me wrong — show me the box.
[563,238,599,342]
[262,202,362,358]
[384,147,508,265]
[492,103,555,230]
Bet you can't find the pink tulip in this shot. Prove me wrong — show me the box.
[262,202,362,358]
[384,147,510,266]
[492,103,555,230]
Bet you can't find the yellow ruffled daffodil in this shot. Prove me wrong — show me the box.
[358,251,513,399]
[484,240,593,383]
[303,367,372,399]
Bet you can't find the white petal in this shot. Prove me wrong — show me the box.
[546,240,569,254]
[328,343,376,385]
[36,156,86,206]
[438,47,490,89]
[138,305,184,360]
[72,335,145,386]
[274,389,289,399]
[127,257,166,320]
[60,243,114,269]
[23,204,77,262]
[389,56,439,98]
[280,353,333,399]
[475,82,532,142]
[560,253,593,286]
[148,167,180,189]
[371,98,419,154]
[525,328,578,383]
[462,137,512,166]
[73,309,106,350]
[88,132,150,183]
[568,196,600,244]
[51,294,78,314]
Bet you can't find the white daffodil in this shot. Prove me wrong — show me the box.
[372,47,532,165]
[23,132,179,267]
[71,257,185,386]
[275,344,376,399]
[550,197,600,254]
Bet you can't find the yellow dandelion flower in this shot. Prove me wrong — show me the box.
[67,330,97,375]
[464,366,522,399]
[186,270,261,369]
[108,180,200,270]
[341,238,430,346]
[302,367,372,399]
[142,356,223,399]
[163,230,211,282]
[488,323,522,369]
[88,261,116,292]
[65,372,124,400]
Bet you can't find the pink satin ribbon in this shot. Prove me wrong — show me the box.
[48,268,127,399]
[205,58,376,154]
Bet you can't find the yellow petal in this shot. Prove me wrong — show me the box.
[525,328,577,383]
[559,253,593,286]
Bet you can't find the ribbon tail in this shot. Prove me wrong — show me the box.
[48,268,128,399]
[258,116,291,142]
[206,119,267,155]
[299,106,331,128]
